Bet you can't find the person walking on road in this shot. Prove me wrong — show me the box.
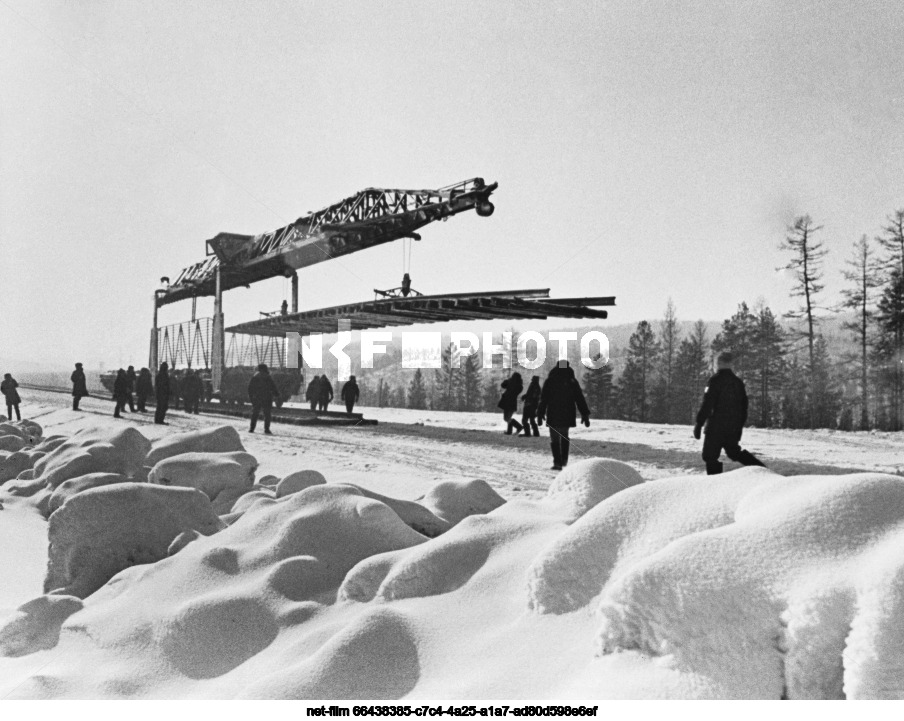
[125,366,137,412]
[341,375,360,415]
[112,369,129,418]
[498,372,524,435]
[1,373,21,421]
[181,368,202,415]
[154,362,170,425]
[71,362,89,411]
[520,375,542,437]
[306,375,321,411]
[248,363,280,434]
[537,361,590,471]
[317,374,333,412]
[136,367,153,412]
[693,351,766,475]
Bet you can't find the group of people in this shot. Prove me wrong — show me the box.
[498,352,765,474]
[304,374,361,415]
[65,350,765,476]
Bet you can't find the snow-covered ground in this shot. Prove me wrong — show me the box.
[349,404,904,475]
[1,390,904,699]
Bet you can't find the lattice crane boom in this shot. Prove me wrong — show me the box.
[157,177,497,307]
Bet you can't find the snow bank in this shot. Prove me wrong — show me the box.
[5,412,904,700]
[148,451,257,498]
[534,468,904,699]
[276,469,326,498]
[0,594,83,657]
[45,472,128,516]
[45,483,225,598]
[145,425,245,466]
[31,426,150,491]
[418,478,506,526]
[545,458,645,519]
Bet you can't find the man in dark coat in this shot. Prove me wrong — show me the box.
[71,362,89,411]
[537,362,590,470]
[248,363,280,434]
[520,375,542,437]
[181,368,203,415]
[317,374,333,412]
[693,352,766,475]
[305,375,321,411]
[1,373,21,421]
[154,362,170,425]
[112,369,128,418]
[169,369,182,411]
[125,366,137,412]
[341,375,360,414]
[498,372,524,435]
[136,368,153,412]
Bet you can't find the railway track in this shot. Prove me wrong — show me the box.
[19,384,377,427]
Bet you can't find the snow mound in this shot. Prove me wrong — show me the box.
[145,425,245,467]
[242,607,420,699]
[276,469,327,498]
[230,489,276,516]
[147,451,258,502]
[0,449,46,484]
[0,594,83,657]
[7,484,431,688]
[0,435,27,452]
[418,478,506,525]
[590,470,904,698]
[0,420,43,445]
[339,502,546,604]
[45,483,225,598]
[527,469,773,615]
[336,484,450,538]
[545,458,645,519]
[45,472,128,516]
[31,426,151,491]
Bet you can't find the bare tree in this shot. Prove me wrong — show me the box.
[780,215,827,427]
[840,235,881,429]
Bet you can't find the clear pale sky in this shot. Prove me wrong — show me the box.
[2,1,902,368]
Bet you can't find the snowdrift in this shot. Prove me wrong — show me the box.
[2,420,904,699]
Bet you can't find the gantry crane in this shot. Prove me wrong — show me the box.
[152,178,498,390]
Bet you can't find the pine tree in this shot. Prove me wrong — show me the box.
[460,353,482,411]
[673,320,710,424]
[582,359,614,419]
[780,356,809,429]
[750,303,786,427]
[840,235,882,429]
[481,373,500,412]
[391,385,406,408]
[618,321,660,422]
[711,303,759,420]
[809,335,842,428]
[432,344,459,411]
[780,215,827,427]
[874,269,904,430]
[652,299,681,423]
[407,368,427,409]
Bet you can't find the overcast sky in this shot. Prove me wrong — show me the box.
[2,0,902,368]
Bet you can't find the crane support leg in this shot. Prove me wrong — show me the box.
[291,272,299,313]
[149,294,159,371]
[211,265,225,392]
